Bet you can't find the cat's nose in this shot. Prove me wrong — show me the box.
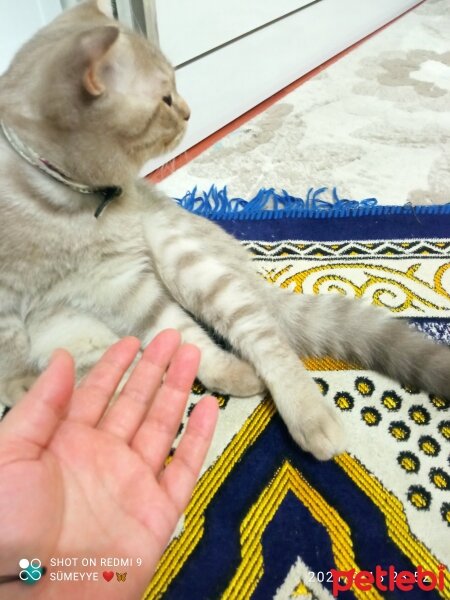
[178,97,191,121]
[182,105,191,121]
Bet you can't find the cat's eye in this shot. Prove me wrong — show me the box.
[162,95,173,107]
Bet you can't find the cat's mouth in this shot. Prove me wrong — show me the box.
[132,127,186,160]
[162,128,187,153]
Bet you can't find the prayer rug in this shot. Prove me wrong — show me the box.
[144,199,450,600]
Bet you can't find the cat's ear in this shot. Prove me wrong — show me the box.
[96,0,115,18]
[80,26,120,96]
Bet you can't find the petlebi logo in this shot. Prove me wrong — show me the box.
[19,558,43,582]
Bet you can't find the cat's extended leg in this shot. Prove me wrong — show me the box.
[142,303,265,397]
[267,289,450,397]
[27,309,120,379]
[143,211,344,460]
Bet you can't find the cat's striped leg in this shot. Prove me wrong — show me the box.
[147,226,345,459]
[142,302,265,397]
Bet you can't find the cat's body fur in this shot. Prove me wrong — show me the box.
[0,0,449,460]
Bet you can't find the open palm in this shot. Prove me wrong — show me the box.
[0,330,218,600]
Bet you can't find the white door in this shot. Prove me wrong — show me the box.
[156,0,317,67]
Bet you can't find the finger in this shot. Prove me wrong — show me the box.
[0,350,74,462]
[131,342,202,472]
[99,330,182,441]
[159,395,218,512]
[68,337,141,426]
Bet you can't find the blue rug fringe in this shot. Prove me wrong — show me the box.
[176,185,378,214]
[175,185,450,220]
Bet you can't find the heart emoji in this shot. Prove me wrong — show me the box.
[103,571,114,582]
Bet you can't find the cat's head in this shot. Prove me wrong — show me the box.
[0,0,190,179]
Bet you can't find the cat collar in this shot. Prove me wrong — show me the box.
[0,120,122,218]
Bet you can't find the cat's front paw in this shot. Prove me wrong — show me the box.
[287,401,346,461]
[199,359,265,397]
[0,374,37,407]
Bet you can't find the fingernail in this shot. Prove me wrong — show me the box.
[50,349,64,363]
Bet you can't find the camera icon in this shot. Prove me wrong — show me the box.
[19,558,43,584]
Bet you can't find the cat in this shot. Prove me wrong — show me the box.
[0,0,449,461]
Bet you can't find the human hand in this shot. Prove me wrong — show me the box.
[0,330,218,600]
